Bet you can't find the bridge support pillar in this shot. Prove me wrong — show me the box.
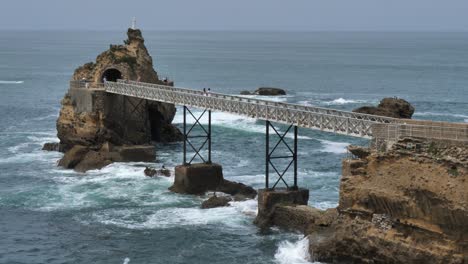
[169,163,223,195]
[256,121,310,228]
[170,106,219,194]
[254,187,309,228]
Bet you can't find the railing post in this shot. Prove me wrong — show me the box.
[183,106,187,165]
[208,110,212,164]
[266,120,270,189]
[294,125,298,189]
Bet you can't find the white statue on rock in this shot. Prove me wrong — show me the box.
[131,17,137,30]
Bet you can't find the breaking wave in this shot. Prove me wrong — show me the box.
[0,80,24,84]
[318,140,349,154]
[275,236,319,264]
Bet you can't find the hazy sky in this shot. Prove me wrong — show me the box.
[1,0,468,31]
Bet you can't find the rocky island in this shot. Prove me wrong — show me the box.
[46,29,182,172]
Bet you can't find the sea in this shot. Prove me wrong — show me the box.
[0,31,467,264]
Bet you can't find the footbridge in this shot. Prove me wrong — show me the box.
[104,80,467,142]
[77,79,468,216]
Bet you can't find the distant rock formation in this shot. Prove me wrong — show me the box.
[262,138,467,263]
[353,97,415,119]
[51,28,183,172]
[240,87,286,96]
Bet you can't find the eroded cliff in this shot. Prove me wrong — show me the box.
[52,29,182,172]
[263,138,467,263]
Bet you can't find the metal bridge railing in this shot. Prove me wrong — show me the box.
[104,80,468,142]
[70,80,105,89]
[117,80,398,124]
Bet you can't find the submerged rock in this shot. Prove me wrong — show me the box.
[353,97,415,119]
[217,179,257,200]
[201,195,232,209]
[42,142,62,152]
[144,167,171,177]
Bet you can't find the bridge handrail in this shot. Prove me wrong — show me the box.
[70,80,104,89]
[117,79,399,124]
[105,81,468,142]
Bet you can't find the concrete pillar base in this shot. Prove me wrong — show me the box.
[169,163,223,195]
[255,187,310,228]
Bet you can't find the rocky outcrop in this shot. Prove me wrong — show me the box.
[201,196,232,209]
[261,139,467,263]
[353,97,415,118]
[240,87,286,96]
[58,143,155,173]
[144,167,171,177]
[169,163,258,198]
[55,28,182,172]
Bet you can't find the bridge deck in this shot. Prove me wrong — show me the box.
[102,80,468,142]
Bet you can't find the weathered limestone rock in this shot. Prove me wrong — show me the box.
[307,138,468,263]
[201,196,232,209]
[58,142,155,172]
[353,97,415,118]
[42,142,63,152]
[55,28,182,172]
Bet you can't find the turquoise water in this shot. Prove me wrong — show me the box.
[0,31,467,264]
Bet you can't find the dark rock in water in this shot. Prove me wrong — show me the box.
[159,123,184,142]
[240,90,252,95]
[347,145,371,159]
[58,142,155,172]
[58,145,89,169]
[74,150,113,173]
[353,97,414,119]
[144,167,171,177]
[254,87,286,96]
[217,180,257,200]
[201,195,232,209]
[42,142,61,152]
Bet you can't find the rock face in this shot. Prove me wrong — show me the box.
[55,28,182,172]
[353,97,415,118]
[261,139,467,263]
[58,143,155,173]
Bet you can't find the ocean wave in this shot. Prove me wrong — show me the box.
[275,236,318,264]
[92,199,256,230]
[413,112,468,119]
[318,140,349,154]
[322,98,369,105]
[0,80,24,84]
[173,109,312,139]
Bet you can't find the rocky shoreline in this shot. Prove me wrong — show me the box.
[256,138,467,263]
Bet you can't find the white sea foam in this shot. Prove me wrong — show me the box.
[93,203,254,230]
[312,201,338,210]
[0,80,24,84]
[322,98,370,106]
[274,236,317,264]
[318,140,349,154]
[123,258,130,264]
[173,109,311,139]
[414,112,468,119]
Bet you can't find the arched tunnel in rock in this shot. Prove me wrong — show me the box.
[102,68,122,82]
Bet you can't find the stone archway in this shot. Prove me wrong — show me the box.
[101,68,122,82]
